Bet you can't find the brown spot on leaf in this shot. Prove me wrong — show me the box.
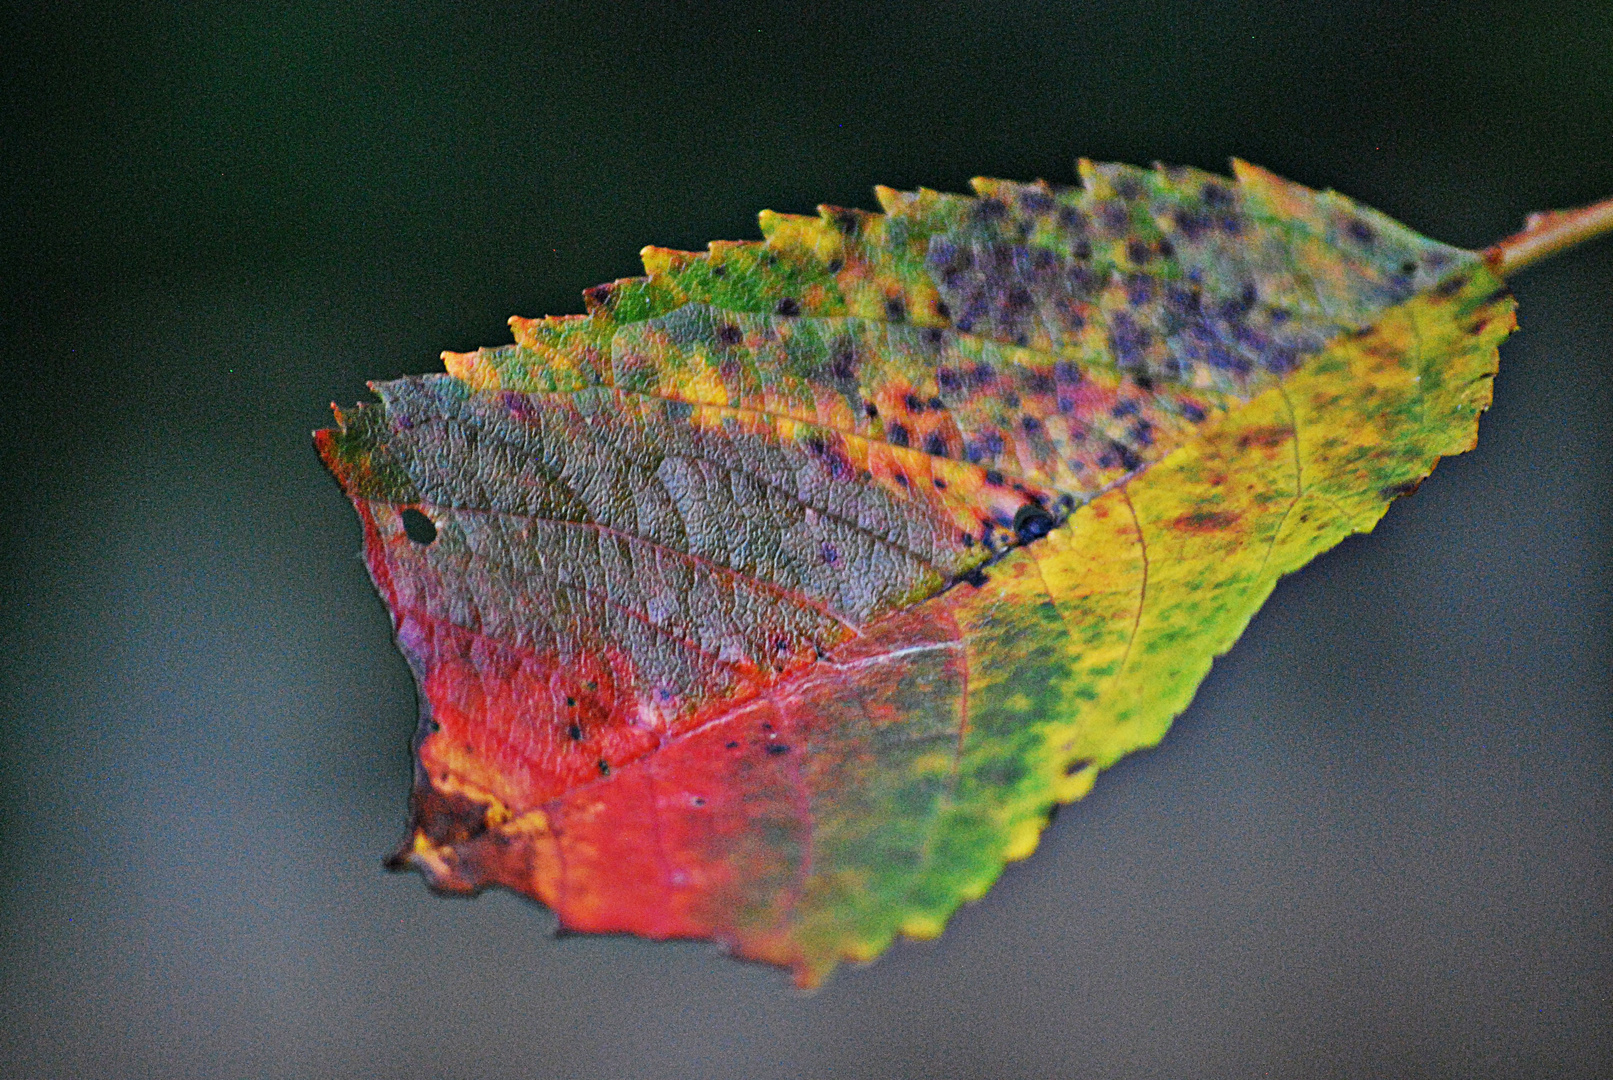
[1236,426,1290,450]
[1172,510,1242,532]
[1380,478,1423,500]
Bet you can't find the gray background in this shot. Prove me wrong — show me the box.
[2,2,1608,1077]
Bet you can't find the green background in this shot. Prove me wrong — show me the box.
[3,2,1609,1077]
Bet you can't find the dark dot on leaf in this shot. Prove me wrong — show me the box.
[864,401,879,418]
[1063,758,1093,777]
[401,508,437,545]
[887,422,910,447]
[598,759,611,776]
[961,566,989,587]
[568,723,583,741]
[1346,219,1376,245]
[726,741,739,749]
[885,296,907,321]
[933,477,948,489]
[1127,239,1151,264]
[904,393,924,412]
[1400,260,1417,275]
[565,696,576,707]
[1013,504,1056,544]
[717,323,742,346]
[776,298,800,317]
[827,257,845,273]
[428,720,441,733]
[935,300,951,319]
[984,469,1005,486]
[710,263,727,277]
[924,433,948,456]
[1434,273,1469,298]
[766,744,791,756]
[692,796,705,807]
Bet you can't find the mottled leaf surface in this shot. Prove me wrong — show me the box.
[318,160,1515,985]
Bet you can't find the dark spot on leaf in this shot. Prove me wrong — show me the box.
[935,300,951,319]
[565,696,576,707]
[766,744,791,756]
[960,566,989,587]
[401,508,437,545]
[725,741,739,749]
[1434,273,1469,298]
[776,298,800,317]
[864,401,879,418]
[568,724,583,741]
[984,469,1005,486]
[392,787,491,860]
[1012,504,1056,544]
[1399,261,1417,275]
[885,296,907,321]
[904,393,924,412]
[1110,440,1143,471]
[598,759,611,776]
[1346,219,1376,245]
[827,257,844,273]
[1172,510,1241,532]
[717,323,743,346]
[1380,478,1423,500]
[1237,426,1289,449]
[887,422,910,447]
[710,263,726,277]
[1063,758,1093,777]
[924,433,948,456]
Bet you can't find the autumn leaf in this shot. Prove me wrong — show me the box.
[316,160,1611,987]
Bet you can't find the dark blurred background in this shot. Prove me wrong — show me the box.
[2,2,1609,1077]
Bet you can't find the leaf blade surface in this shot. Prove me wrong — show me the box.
[318,161,1515,985]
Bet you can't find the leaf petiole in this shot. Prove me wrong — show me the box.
[1485,195,1613,277]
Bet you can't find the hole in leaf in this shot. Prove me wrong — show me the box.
[401,508,437,544]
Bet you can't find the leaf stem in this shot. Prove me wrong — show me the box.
[1485,195,1613,278]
